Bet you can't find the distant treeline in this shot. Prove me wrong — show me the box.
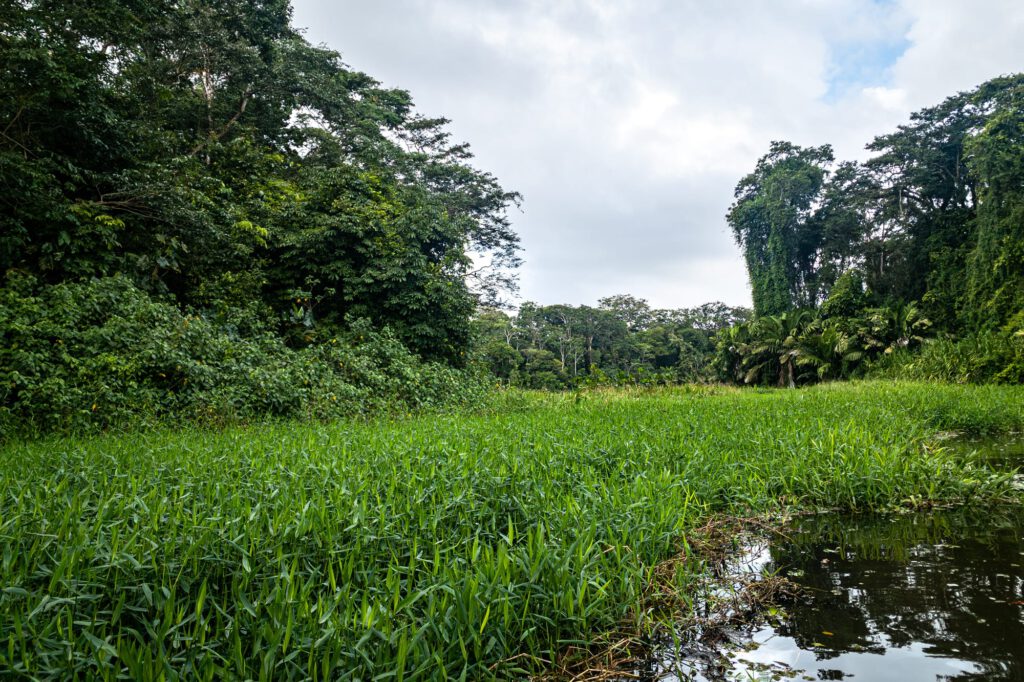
[473,297,750,389]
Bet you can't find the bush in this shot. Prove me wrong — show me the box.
[0,275,487,437]
[867,328,1024,384]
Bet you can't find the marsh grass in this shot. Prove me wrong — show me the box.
[1,382,1021,680]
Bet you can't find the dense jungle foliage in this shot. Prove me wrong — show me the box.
[2,1,1022,435]
[0,0,517,434]
[720,75,1024,385]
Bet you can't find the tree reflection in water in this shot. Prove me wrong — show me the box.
[761,508,1024,681]
[647,436,1024,681]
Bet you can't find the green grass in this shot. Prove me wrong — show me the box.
[1,381,1022,680]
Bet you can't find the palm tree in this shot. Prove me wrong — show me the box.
[793,321,864,381]
[714,323,753,384]
[740,310,812,387]
[856,302,931,355]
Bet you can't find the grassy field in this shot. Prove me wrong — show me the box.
[1,382,1022,680]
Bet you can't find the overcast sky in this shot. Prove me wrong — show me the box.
[291,0,1023,310]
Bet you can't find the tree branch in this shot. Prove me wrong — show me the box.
[190,84,253,156]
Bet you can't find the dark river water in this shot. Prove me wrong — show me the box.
[646,437,1024,681]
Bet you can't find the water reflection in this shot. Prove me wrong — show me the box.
[757,508,1024,681]
[651,434,1024,681]
[943,434,1024,465]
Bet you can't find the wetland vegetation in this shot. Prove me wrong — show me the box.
[1,382,1022,679]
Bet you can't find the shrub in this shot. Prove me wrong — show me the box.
[0,275,487,437]
[867,328,1024,384]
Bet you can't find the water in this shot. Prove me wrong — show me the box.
[942,433,1024,463]
[650,437,1024,681]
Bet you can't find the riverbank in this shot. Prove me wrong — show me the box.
[1,382,1021,680]
[645,500,1024,681]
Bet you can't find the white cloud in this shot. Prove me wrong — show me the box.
[893,0,1024,105]
[292,0,1024,309]
[862,86,908,112]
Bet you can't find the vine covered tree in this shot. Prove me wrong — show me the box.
[721,74,1024,386]
[727,142,834,315]
[964,81,1024,330]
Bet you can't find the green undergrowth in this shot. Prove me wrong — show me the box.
[867,328,1024,385]
[1,382,1021,680]
[0,276,490,439]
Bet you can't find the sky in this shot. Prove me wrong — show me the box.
[291,0,1024,310]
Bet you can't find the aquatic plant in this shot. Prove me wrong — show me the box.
[0,382,1020,679]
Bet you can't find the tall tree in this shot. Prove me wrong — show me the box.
[964,81,1024,329]
[0,0,520,364]
[860,76,1023,327]
[727,141,834,315]
[598,294,653,332]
